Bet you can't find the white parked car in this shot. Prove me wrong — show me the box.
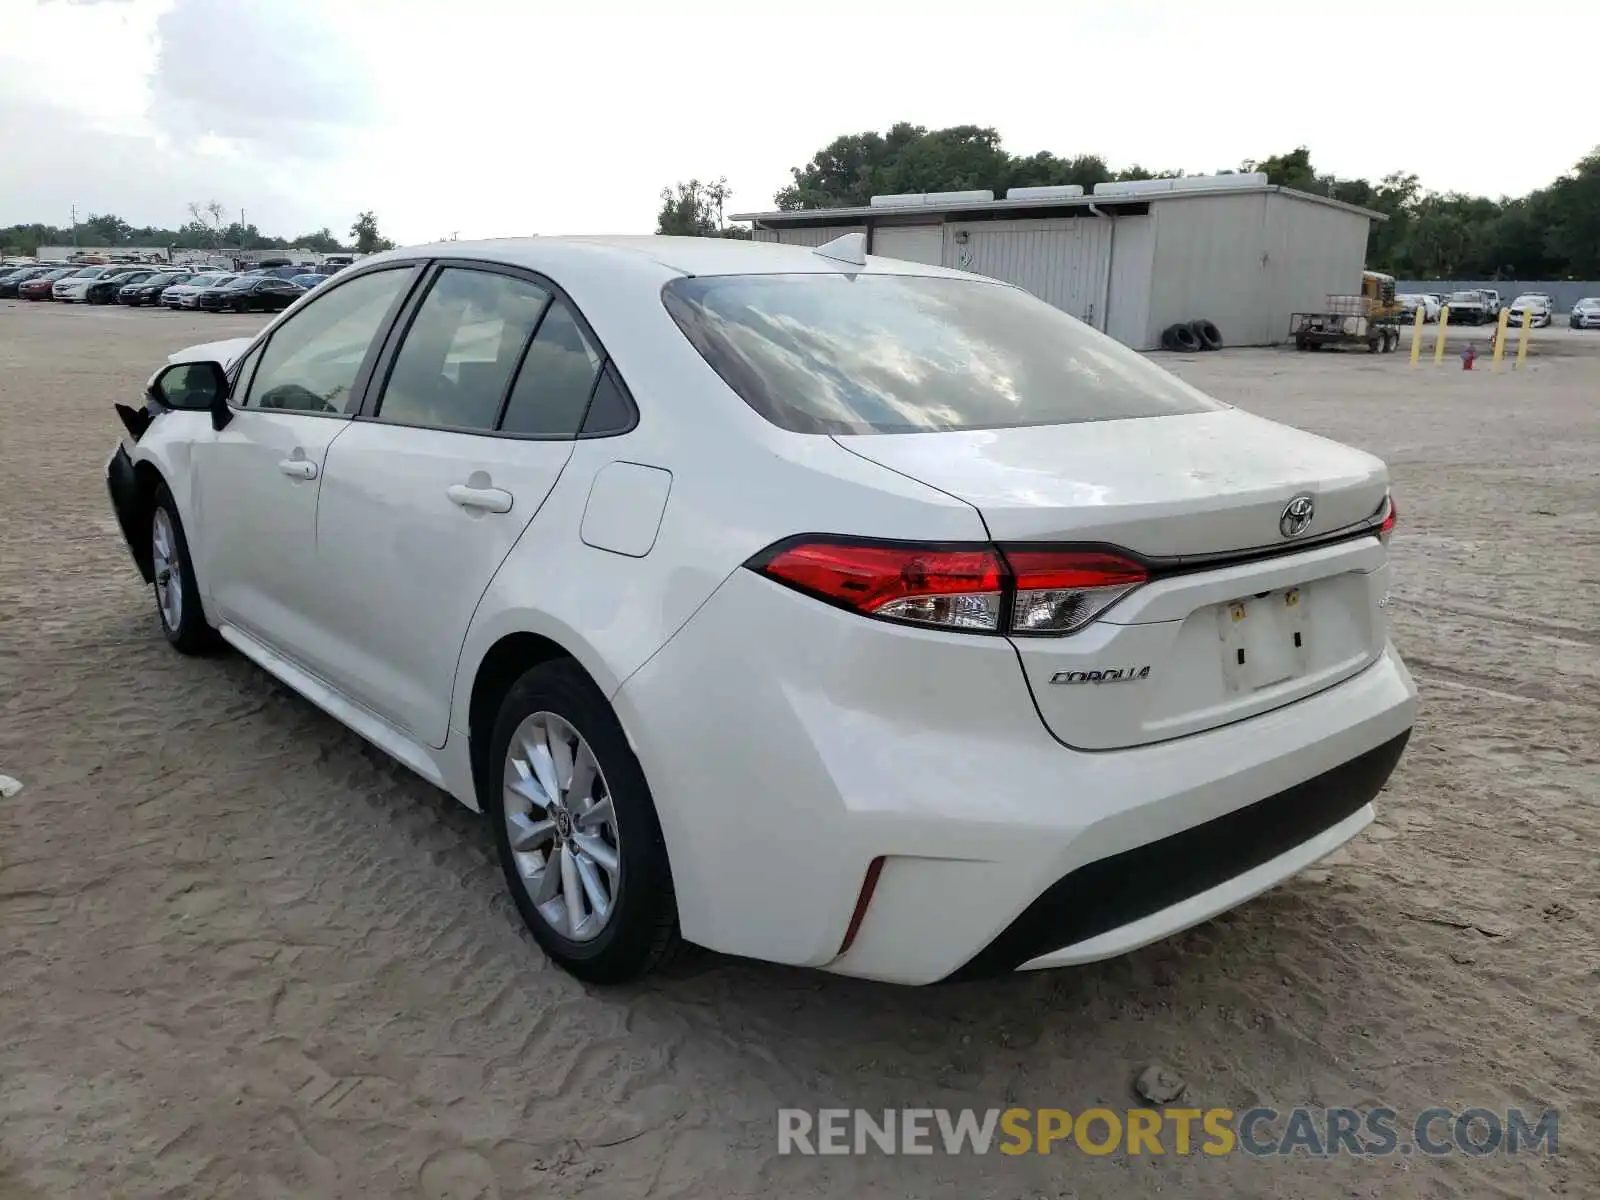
[1506,294,1553,328]
[1397,293,1440,323]
[1569,297,1600,329]
[161,273,234,308]
[52,264,127,302]
[105,236,1417,985]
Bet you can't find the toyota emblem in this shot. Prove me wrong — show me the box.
[1279,494,1315,539]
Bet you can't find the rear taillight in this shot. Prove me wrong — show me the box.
[749,538,1147,636]
[752,540,1004,631]
[1003,548,1149,635]
[1377,493,1397,546]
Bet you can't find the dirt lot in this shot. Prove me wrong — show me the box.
[1,301,1596,1199]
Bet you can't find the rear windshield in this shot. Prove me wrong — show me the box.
[662,273,1224,435]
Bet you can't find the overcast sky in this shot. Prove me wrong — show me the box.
[4,0,1594,246]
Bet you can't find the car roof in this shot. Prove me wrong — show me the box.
[356,234,983,285]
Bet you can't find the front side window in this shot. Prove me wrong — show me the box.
[243,268,411,415]
[376,267,552,432]
[499,298,602,437]
[663,273,1224,435]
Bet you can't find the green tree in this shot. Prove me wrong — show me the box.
[350,211,395,254]
[294,227,345,253]
[774,124,1185,211]
[1544,149,1600,276]
[655,178,750,238]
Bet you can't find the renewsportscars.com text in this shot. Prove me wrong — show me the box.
[777,1106,1559,1158]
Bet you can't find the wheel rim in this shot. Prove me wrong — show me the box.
[503,712,621,943]
[151,509,182,631]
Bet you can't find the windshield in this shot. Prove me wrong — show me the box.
[1449,292,1480,302]
[662,273,1225,435]
[1512,296,1543,306]
[1576,298,1600,311]
[224,277,256,290]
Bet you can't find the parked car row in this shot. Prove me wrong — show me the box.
[0,262,328,313]
[1395,288,1593,330]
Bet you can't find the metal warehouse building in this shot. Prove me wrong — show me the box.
[734,175,1383,350]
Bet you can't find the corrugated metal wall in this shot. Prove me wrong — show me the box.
[1104,215,1155,348]
[755,224,866,247]
[751,194,1374,351]
[1144,194,1369,347]
[944,217,1112,328]
[1145,194,1273,347]
[1261,193,1370,341]
[873,224,944,265]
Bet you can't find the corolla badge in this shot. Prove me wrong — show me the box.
[1279,493,1315,539]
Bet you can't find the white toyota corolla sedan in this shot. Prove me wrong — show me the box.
[105,235,1416,985]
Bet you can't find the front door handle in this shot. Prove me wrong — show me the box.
[278,458,317,480]
[447,484,513,513]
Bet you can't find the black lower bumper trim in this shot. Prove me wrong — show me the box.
[945,729,1411,981]
[106,444,153,583]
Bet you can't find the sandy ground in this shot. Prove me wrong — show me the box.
[0,300,1596,1199]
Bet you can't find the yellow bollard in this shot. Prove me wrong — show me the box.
[1492,308,1510,371]
[1516,305,1533,368]
[1409,304,1426,366]
[1433,306,1450,365]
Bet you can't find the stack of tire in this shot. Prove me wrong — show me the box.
[1161,320,1223,352]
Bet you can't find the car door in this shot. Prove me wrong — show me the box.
[191,264,420,663]
[311,262,616,747]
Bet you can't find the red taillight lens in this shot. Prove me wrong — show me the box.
[1377,493,1398,545]
[1003,548,1149,635]
[750,539,1148,635]
[754,540,1006,632]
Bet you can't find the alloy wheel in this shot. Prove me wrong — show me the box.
[151,508,182,631]
[502,711,621,942]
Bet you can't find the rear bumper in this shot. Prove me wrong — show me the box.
[951,730,1407,978]
[615,568,1418,985]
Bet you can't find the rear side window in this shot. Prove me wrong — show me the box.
[662,273,1224,434]
[499,298,602,437]
[376,267,552,432]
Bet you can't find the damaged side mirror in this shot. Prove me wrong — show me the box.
[150,360,233,431]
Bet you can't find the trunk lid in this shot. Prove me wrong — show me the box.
[835,409,1393,750]
[833,408,1387,555]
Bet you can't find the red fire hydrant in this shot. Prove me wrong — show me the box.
[1462,343,1477,370]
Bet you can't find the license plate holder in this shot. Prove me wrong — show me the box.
[1218,586,1311,692]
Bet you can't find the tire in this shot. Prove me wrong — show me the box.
[1189,319,1223,350]
[1367,337,1381,353]
[1160,324,1181,351]
[150,485,217,655]
[487,659,680,984]
[1168,323,1201,352]
[1295,336,1308,351]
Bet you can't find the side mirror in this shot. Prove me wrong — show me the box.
[149,360,233,430]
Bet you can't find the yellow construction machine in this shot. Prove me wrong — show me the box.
[1289,271,1406,352]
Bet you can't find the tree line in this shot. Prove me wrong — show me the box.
[658,124,1600,279]
[1,205,397,257]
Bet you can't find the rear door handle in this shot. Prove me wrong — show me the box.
[278,459,317,480]
[447,484,513,514]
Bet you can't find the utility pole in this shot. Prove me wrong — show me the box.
[70,203,78,248]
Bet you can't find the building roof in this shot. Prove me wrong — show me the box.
[733,183,1386,226]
